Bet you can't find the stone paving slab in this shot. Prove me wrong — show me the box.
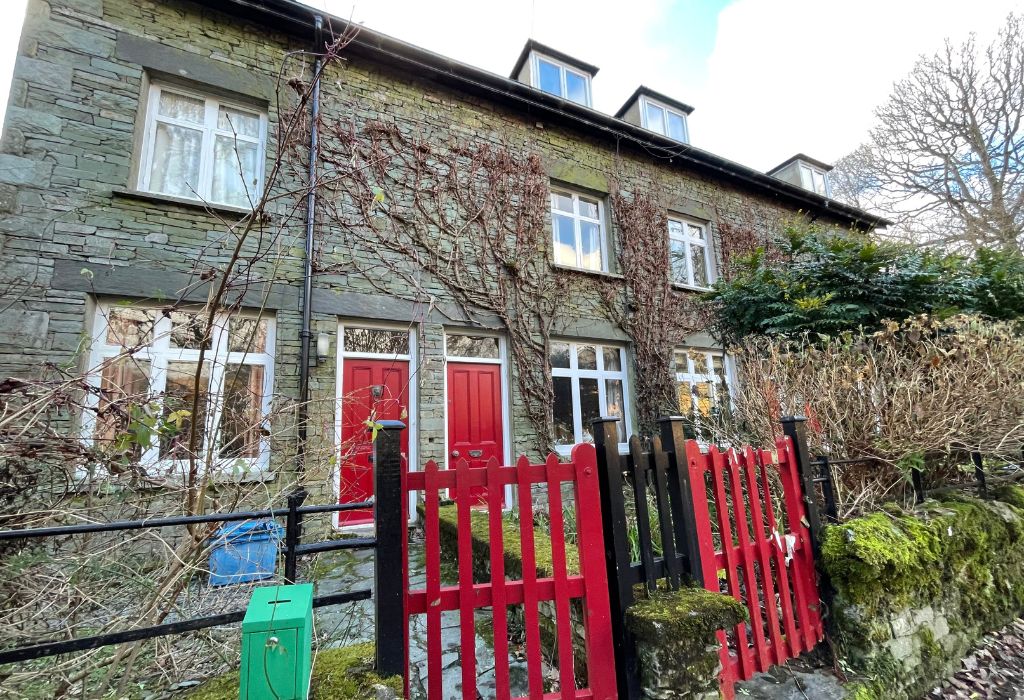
[734,665,847,699]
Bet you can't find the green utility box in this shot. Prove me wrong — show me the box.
[240,584,314,700]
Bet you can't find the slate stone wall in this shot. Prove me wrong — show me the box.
[0,0,855,499]
[822,487,1024,698]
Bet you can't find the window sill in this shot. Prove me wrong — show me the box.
[671,282,713,293]
[71,464,276,491]
[111,187,262,219]
[555,443,630,456]
[551,263,624,281]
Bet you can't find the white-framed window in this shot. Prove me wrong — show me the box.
[674,348,732,443]
[83,304,275,475]
[640,96,689,143]
[551,340,631,452]
[138,82,268,209]
[668,216,714,289]
[551,189,608,272]
[799,163,831,197]
[531,52,592,106]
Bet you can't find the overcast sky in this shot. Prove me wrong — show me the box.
[0,0,1016,172]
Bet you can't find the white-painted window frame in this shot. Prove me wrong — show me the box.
[82,303,276,476]
[138,82,268,208]
[799,163,832,197]
[668,215,715,290]
[550,188,609,273]
[639,95,690,143]
[674,347,734,443]
[530,51,592,107]
[550,340,632,455]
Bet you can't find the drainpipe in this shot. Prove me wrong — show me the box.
[297,14,323,474]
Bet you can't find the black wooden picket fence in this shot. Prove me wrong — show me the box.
[591,415,831,700]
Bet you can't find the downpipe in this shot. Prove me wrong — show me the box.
[297,14,323,474]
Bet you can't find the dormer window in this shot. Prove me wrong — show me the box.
[510,40,598,108]
[767,154,834,198]
[535,54,591,105]
[615,87,695,144]
[641,96,689,143]
[800,164,831,197]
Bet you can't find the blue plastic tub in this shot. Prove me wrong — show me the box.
[208,519,284,586]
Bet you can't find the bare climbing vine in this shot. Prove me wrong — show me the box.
[715,219,783,280]
[315,119,570,450]
[601,183,713,434]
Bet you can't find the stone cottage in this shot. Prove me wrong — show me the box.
[0,0,887,518]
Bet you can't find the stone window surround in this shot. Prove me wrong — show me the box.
[115,33,275,213]
[135,81,269,210]
[82,301,276,477]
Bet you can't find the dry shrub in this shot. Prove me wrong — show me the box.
[726,315,1024,515]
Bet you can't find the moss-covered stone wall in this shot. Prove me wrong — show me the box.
[822,485,1024,699]
[626,586,746,700]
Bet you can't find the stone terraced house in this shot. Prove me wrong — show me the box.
[0,0,887,519]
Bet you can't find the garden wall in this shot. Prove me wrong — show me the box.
[822,485,1024,699]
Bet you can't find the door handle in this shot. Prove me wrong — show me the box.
[450,450,460,458]
[468,450,483,458]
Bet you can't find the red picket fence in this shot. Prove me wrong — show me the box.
[684,437,824,698]
[404,443,618,700]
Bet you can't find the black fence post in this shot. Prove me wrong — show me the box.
[780,417,825,561]
[911,468,926,505]
[816,456,839,523]
[373,419,405,679]
[593,417,641,700]
[782,416,837,635]
[658,416,704,587]
[972,452,987,499]
[283,486,308,584]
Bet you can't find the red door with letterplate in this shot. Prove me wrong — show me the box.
[338,358,409,526]
[446,362,504,507]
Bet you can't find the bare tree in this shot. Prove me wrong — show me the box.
[831,144,961,247]
[829,144,882,213]
[858,13,1023,251]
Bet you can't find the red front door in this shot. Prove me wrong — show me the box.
[446,362,504,507]
[339,358,410,526]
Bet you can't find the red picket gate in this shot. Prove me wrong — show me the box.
[684,436,824,698]
[404,443,618,700]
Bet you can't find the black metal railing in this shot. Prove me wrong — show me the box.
[809,447,1024,520]
[0,420,407,679]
